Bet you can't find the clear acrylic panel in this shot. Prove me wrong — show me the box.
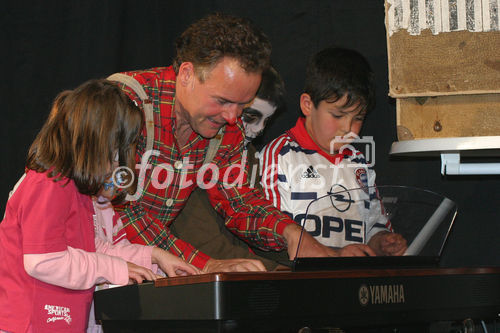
[294,185,457,265]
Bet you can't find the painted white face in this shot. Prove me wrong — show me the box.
[241,97,277,144]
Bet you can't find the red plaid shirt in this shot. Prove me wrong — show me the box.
[114,66,293,269]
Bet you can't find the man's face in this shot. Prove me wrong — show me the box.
[176,58,262,139]
[241,97,277,143]
[302,93,366,154]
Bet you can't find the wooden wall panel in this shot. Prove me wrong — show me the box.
[388,30,500,97]
[385,0,500,97]
[397,94,500,140]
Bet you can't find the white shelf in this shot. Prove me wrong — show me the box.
[390,136,500,156]
[389,136,500,175]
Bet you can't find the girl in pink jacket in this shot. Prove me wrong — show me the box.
[0,79,199,333]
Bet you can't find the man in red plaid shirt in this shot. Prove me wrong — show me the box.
[112,13,336,273]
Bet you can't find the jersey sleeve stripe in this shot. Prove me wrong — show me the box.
[260,134,289,209]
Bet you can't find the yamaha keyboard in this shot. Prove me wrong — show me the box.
[94,267,500,332]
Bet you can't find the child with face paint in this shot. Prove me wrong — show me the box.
[241,68,285,147]
[170,67,288,270]
[242,98,276,144]
[0,79,199,333]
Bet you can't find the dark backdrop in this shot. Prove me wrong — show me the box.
[2,1,499,267]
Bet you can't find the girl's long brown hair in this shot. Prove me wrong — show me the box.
[26,79,143,197]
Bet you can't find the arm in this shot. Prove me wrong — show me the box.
[170,187,278,270]
[96,236,199,276]
[113,70,212,269]
[95,237,153,270]
[24,247,131,289]
[207,131,336,260]
[205,130,292,252]
[24,242,199,291]
[98,236,200,278]
[115,69,271,272]
[282,223,337,258]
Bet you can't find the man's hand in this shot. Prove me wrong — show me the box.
[283,223,337,258]
[202,258,267,273]
[368,231,407,256]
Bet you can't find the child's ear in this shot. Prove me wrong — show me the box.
[178,62,195,88]
[300,93,314,116]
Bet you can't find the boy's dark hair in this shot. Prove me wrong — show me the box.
[255,66,286,110]
[304,47,375,111]
[26,79,143,197]
[173,13,272,81]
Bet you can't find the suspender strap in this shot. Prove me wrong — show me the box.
[107,73,155,153]
[203,128,224,165]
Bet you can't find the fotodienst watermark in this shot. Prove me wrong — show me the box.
[330,132,375,167]
[109,134,376,202]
